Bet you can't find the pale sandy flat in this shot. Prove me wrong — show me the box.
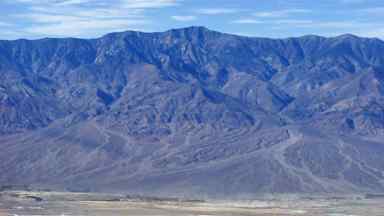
[0,209,8,216]
[2,192,384,216]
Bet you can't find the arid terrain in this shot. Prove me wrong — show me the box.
[2,27,384,196]
[1,191,384,216]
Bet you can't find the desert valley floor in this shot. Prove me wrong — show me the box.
[1,191,384,216]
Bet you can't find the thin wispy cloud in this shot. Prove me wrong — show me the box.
[0,22,12,27]
[2,0,384,39]
[231,18,379,31]
[171,15,197,21]
[5,0,180,38]
[121,0,180,9]
[12,0,92,5]
[340,0,365,4]
[253,9,311,18]
[309,21,367,28]
[231,19,263,24]
[231,18,313,26]
[196,8,240,15]
[24,19,149,37]
[273,19,314,25]
[275,20,380,29]
[13,0,179,8]
[55,0,93,6]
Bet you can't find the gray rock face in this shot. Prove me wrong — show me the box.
[1,27,384,197]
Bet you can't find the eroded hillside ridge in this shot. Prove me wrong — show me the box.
[1,27,384,196]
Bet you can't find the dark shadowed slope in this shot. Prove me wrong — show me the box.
[1,27,384,197]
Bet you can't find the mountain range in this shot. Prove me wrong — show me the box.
[1,26,384,198]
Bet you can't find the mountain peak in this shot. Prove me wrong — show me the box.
[165,26,215,36]
[170,26,210,32]
[334,33,361,41]
[160,26,222,42]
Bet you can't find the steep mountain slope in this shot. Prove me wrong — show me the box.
[1,27,384,197]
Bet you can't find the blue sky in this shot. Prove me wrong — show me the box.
[1,0,384,39]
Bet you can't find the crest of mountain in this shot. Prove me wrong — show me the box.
[1,26,384,197]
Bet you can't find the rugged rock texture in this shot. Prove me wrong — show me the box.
[1,27,384,197]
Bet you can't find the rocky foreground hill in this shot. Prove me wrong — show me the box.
[1,26,384,198]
